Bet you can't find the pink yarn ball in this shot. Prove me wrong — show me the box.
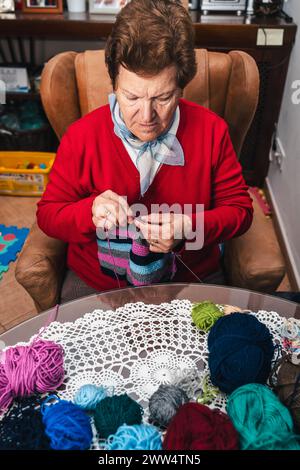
[0,339,64,412]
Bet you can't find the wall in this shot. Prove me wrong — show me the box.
[267,0,300,288]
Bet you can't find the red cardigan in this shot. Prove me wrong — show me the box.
[37,98,253,290]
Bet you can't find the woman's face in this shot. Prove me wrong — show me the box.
[115,65,181,142]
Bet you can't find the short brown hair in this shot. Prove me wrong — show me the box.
[105,0,196,90]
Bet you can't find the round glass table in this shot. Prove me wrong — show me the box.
[1,283,299,347]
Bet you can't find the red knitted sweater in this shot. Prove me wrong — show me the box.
[37,98,253,290]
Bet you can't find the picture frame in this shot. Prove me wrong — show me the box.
[89,0,128,15]
[0,0,15,12]
[21,0,63,14]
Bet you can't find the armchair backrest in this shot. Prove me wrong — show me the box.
[40,48,259,157]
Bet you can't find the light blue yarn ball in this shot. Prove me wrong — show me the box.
[106,424,162,450]
[74,384,108,411]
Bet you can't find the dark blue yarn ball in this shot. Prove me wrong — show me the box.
[208,312,275,394]
[0,396,51,450]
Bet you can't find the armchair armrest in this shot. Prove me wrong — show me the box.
[224,198,285,293]
[15,222,67,312]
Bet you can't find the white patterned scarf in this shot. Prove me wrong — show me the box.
[109,93,184,196]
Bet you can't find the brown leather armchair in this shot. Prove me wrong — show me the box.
[15,49,285,312]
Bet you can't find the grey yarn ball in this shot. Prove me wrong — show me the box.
[149,384,189,429]
[173,368,203,399]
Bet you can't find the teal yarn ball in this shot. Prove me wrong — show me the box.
[226,383,300,450]
[41,397,93,450]
[106,424,162,450]
[94,394,143,439]
[208,312,275,393]
[74,384,108,411]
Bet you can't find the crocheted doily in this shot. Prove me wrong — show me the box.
[3,299,287,449]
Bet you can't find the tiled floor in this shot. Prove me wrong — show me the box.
[0,195,294,333]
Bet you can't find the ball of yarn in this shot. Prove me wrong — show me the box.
[191,301,223,332]
[149,384,189,428]
[0,339,64,412]
[0,396,50,450]
[94,394,143,438]
[172,368,202,399]
[273,355,300,432]
[41,396,93,450]
[106,424,162,450]
[227,383,300,450]
[163,402,239,450]
[74,384,108,411]
[208,312,274,393]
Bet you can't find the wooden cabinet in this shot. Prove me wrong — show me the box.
[0,11,297,186]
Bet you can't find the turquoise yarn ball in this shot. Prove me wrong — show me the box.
[106,424,162,450]
[227,383,300,450]
[41,397,93,450]
[94,394,143,439]
[74,384,107,411]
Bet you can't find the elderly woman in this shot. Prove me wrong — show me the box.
[37,0,253,302]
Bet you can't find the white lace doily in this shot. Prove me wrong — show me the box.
[2,299,287,449]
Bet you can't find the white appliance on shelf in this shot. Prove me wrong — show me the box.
[201,0,247,15]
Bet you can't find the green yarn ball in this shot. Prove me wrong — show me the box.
[191,301,223,332]
[227,383,300,450]
[94,394,143,439]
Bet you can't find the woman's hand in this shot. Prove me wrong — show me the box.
[134,212,192,253]
[92,190,134,230]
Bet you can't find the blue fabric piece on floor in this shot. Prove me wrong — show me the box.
[0,224,29,267]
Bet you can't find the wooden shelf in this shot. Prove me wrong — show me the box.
[0,11,296,46]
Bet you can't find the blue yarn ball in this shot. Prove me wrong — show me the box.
[208,312,275,393]
[74,384,107,411]
[106,424,162,450]
[42,398,93,450]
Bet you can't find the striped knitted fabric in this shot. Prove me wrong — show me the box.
[97,224,177,286]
